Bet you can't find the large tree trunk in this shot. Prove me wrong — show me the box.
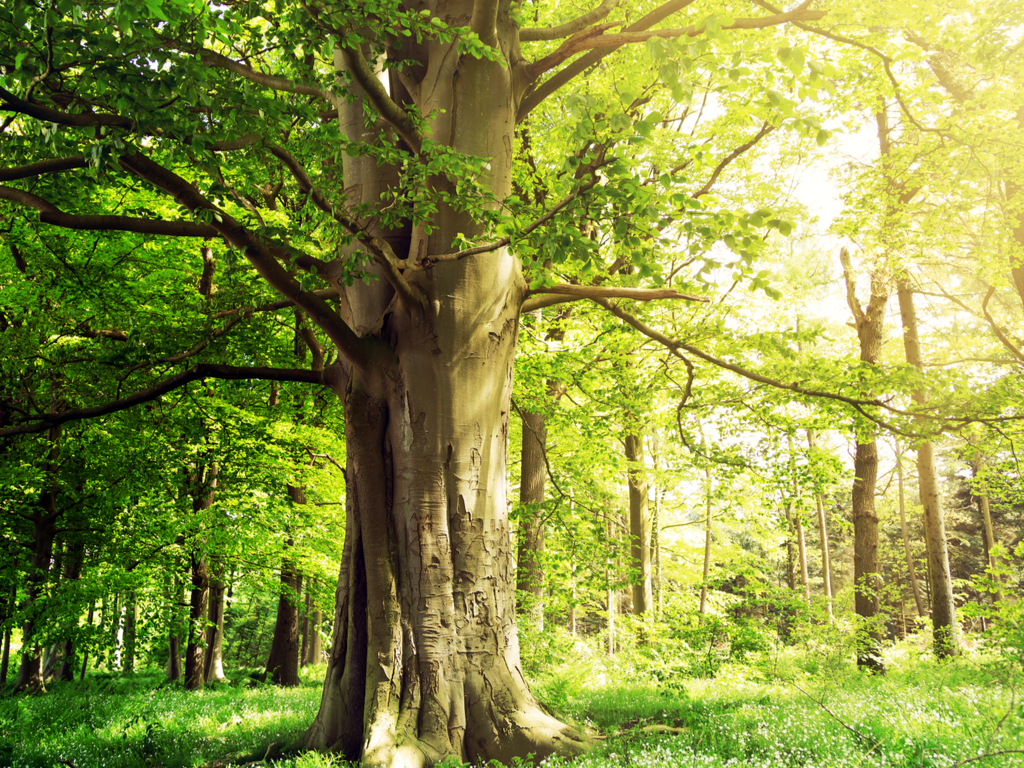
[624,430,652,615]
[299,26,590,765]
[896,279,960,657]
[516,407,546,633]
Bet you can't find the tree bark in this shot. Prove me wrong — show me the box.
[840,245,887,672]
[896,279,960,658]
[204,572,228,681]
[185,554,210,690]
[15,425,62,691]
[516,407,546,633]
[625,431,652,615]
[895,444,926,618]
[265,523,302,687]
[807,431,834,621]
[57,542,85,682]
[699,465,712,617]
[123,591,137,675]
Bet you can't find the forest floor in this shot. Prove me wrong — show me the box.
[1,632,1022,768]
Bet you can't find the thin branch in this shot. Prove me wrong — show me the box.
[0,364,329,438]
[399,177,599,269]
[211,288,341,319]
[0,157,88,181]
[693,122,775,197]
[520,0,621,42]
[518,0,700,121]
[981,286,1024,365]
[839,246,866,326]
[0,185,220,238]
[0,85,133,128]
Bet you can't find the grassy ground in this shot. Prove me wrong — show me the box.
[1,638,1022,768]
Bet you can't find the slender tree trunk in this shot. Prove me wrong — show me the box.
[625,430,652,615]
[895,445,926,618]
[185,554,209,690]
[265,510,303,687]
[971,453,1002,602]
[840,244,888,672]
[699,465,712,617]
[807,432,834,616]
[203,573,228,681]
[897,279,960,658]
[301,583,311,668]
[123,592,137,675]
[80,600,93,682]
[516,407,546,633]
[0,582,15,688]
[15,426,61,691]
[58,543,85,682]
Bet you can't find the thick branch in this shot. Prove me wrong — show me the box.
[0,157,88,181]
[0,185,220,238]
[521,284,706,313]
[200,51,341,107]
[839,247,866,326]
[520,0,621,42]
[0,85,133,129]
[471,0,501,45]
[117,153,373,371]
[981,286,1024,365]
[518,1,824,120]
[338,46,423,153]
[0,364,328,438]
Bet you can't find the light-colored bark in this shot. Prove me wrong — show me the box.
[806,431,833,620]
[699,465,712,617]
[204,575,228,682]
[972,453,1002,602]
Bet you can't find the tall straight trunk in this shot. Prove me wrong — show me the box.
[840,244,887,672]
[58,542,85,682]
[204,573,228,681]
[624,430,652,615]
[784,500,796,591]
[122,591,137,675]
[185,554,209,690]
[851,438,883,670]
[789,439,810,606]
[306,608,323,665]
[167,570,183,682]
[806,431,833,618]
[301,583,311,667]
[0,581,15,687]
[516,407,546,633]
[265,503,303,687]
[699,465,712,617]
[15,425,61,691]
[897,279,960,658]
[972,453,1002,601]
[895,445,926,618]
[80,600,93,682]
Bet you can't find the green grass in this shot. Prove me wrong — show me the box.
[1,641,1022,768]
